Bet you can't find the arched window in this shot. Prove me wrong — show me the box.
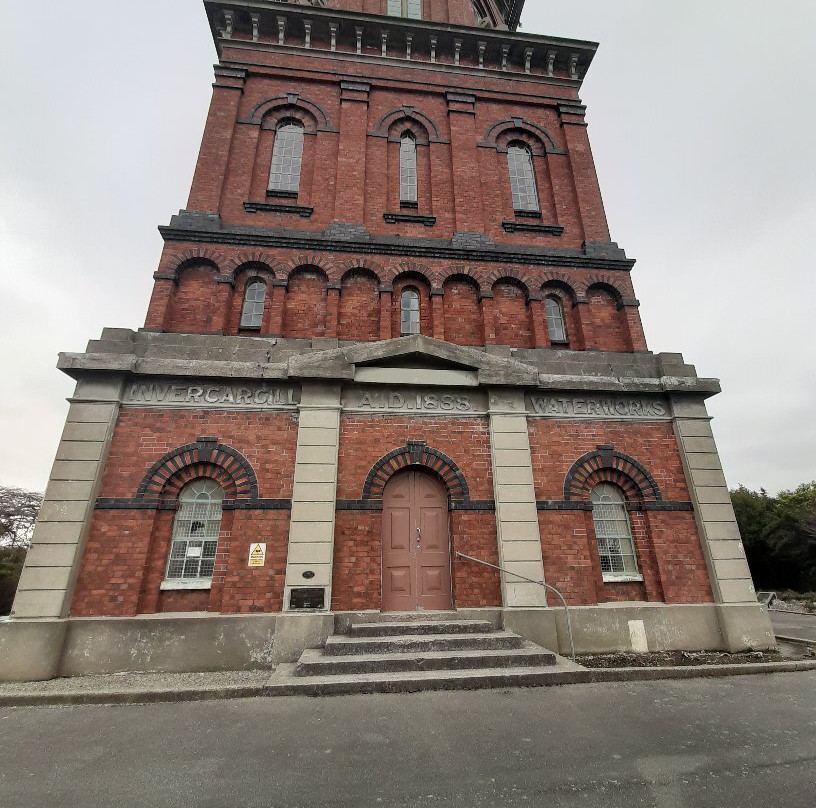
[240,280,266,330]
[545,295,568,343]
[166,480,224,581]
[400,288,420,335]
[591,483,639,579]
[507,142,539,213]
[388,0,422,19]
[400,132,418,205]
[268,122,304,194]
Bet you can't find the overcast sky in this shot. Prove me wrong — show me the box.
[1,0,813,495]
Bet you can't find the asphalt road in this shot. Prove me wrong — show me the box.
[2,673,815,808]
[771,610,816,642]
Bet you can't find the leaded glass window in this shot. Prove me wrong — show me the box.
[388,0,422,19]
[400,288,420,335]
[166,480,223,580]
[591,484,640,578]
[240,281,266,329]
[268,122,304,194]
[545,295,567,343]
[400,133,418,204]
[507,142,540,212]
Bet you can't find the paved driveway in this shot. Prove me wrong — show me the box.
[1,672,814,808]
[771,610,816,642]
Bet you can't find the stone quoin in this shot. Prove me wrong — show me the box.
[0,0,774,682]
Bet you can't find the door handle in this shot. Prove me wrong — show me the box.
[416,526,421,547]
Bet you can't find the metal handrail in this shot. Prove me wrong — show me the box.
[456,552,576,661]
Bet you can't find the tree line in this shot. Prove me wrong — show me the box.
[732,482,816,594]
[0,486,42,615]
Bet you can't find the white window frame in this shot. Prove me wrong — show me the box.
[240,280,266,330]
[399,132,418,204]
[268,122,305,194]
[388,0,423,19]
[400,288,420,335]
[591,483,643,582]
[507,142,540,213]
[162,479,224,590]
[545,295,568,343]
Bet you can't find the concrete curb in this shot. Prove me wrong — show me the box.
[0,685,264,709]
[1,661,815,707]
[775,634,815,646]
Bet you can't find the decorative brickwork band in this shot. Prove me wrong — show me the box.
[136,436,259,501]
[563,444,662,502]
[362,440,470,501]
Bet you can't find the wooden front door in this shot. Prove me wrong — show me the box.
[382,470,452,612]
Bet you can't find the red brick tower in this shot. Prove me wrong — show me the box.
[2,0,774,682]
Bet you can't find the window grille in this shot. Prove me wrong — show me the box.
[545,295,567,342]
[400,288,420,335]
[166,480,224,580]
[591,483,640,578]
[240,281,266,329]
[388,0,422,19]
[507,142,540,212]
[268,122,304,194]
[400,133,418,203]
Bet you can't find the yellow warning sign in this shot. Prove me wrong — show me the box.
[248,543,267,568]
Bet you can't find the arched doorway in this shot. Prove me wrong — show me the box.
[381,469,452,612]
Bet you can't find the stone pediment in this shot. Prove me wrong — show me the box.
[288,335,540,387]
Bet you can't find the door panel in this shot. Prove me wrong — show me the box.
[382,470,452,612]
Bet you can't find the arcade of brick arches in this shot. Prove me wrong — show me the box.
[2,0,773,681]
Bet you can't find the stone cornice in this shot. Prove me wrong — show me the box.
[56,332,721,399]
[158,216,636,272]
[204,0,597,84]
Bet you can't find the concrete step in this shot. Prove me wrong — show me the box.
[347,620,495,638]
[323,631,524,657]
[264,659,586,697]
[296,644,557,676]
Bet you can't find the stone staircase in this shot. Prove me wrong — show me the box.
[264,618,581,696]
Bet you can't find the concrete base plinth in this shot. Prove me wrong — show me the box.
[0,619,68,682]
[272,613,334,663]
[504,603,743,656]
[716,603,776,651]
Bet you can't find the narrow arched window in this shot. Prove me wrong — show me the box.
[591,483,639,579]
[240,280,266,330]
[400,288,420,335]
[166,479,224,581]
[507,142,539,212]
[545,295,568,343]
[389,0,422,19]
[268,122,304,194]
[400,132,418,205]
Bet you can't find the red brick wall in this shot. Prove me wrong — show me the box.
[443,277,483,345]
[528,420,713,605]
[585,287,632,352]
[164,267,219,334]
[283,269,328,339]
[71,409,298,617]
[338,272,380,342]
[492,281,534,348]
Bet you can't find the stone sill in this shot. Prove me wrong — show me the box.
[160,580,212,591]
[602,575,644,584]
[384,212,437,227]
[244,201,313,218]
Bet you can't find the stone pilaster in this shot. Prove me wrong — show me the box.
[283,381,342,610]
[671,395,774,650]
[488,390,547,607]
[12,375,122,622]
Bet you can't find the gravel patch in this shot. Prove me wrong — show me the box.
[577,650,786,669]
